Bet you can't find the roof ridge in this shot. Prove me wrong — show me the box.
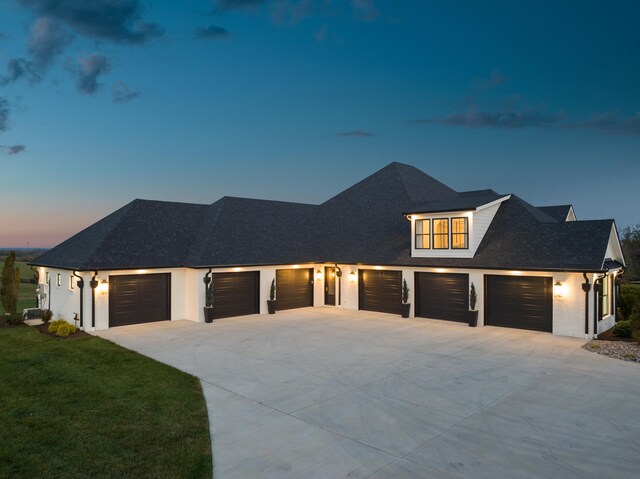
[217,196,317,207]
[187,201,226,264]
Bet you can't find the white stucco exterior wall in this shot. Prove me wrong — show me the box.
[38,263,605,339]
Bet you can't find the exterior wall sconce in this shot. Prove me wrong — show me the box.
[553,281,566,299]
[315,269,323,281]
[97,279,109,295]
[349,270,357,283]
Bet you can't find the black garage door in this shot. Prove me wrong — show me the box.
[109,273,170,327]
[276,268,313,310]
[211,272,260,319]
[415,272,469,322]
[359,269,402,315]
[485,275,553,332]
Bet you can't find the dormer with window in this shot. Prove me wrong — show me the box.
[407,195,511,259]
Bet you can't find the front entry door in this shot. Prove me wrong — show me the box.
[325,267,336,305]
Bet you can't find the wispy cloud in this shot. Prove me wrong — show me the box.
[214,0,266,12]
[7,145,26,155]
[0,97,10,133]
[573,111,640,136]
[75,53,111,95]
[336,129,377,137]
[474,70,506,91]
[352,0,379,22]
[411,100,640,136]
[411,101,565,129]
[19,0,163,44]
[195,24,229,40]
[112,81,140,103]
[270,0,314,26]
[1,18,74,85]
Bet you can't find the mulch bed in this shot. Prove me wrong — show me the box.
[583,340,640,363]
[35,323,91,339]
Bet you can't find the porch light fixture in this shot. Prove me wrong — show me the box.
[349,271,357,283]
[553,281,566,299]
[97,279,109,295]
[315,270,323,281]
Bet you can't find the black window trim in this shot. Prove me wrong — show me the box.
[415,218,431,250]
[451,216,469,250]
[432,218,449,250]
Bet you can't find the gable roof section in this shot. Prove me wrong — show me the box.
[32,162,617,272]
[538,205,574,222]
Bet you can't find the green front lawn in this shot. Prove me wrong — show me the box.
[0,327,212,478]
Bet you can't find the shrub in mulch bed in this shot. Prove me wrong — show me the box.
[598,327,635,342]
[35,323,90,339]
[583,340,640,363]
[0,313,24,327]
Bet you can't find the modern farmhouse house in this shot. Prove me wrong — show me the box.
[30,162,624,338]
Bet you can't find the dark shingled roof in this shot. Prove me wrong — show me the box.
[538,205,574,222]
[31,162,616,272]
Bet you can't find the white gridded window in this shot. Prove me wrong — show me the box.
[451,217,469,249]
[433,219,449,249]
[415,219,430,249]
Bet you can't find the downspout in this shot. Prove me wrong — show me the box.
[581,273,591,338]
[72,271,85,329]
[90,271,99,330]
[335,264,342,306]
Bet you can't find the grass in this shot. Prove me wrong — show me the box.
[0,262,38,315]
[0,326,212,478]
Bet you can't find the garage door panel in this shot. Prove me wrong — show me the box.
[276,268,313,311]
[109,274,170,327]
[211,272,259,320]
[416,273,469,322]
[485,275,552,332]
[359,270,402,315]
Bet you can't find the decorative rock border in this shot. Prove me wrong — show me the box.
[583,340,640,363]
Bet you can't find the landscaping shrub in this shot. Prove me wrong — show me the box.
[55,322,76,337]
[618,285,640,320]
[48,319,67,335]
[630,305,640,342]
[612,320,633,338]
[42,309,53,325]
[3,312,24,325]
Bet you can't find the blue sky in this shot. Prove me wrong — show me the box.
[0,0,639,247]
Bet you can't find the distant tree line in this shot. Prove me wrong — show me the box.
[621,225,640,280]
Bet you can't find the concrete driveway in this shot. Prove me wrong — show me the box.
[97,308,640,479]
